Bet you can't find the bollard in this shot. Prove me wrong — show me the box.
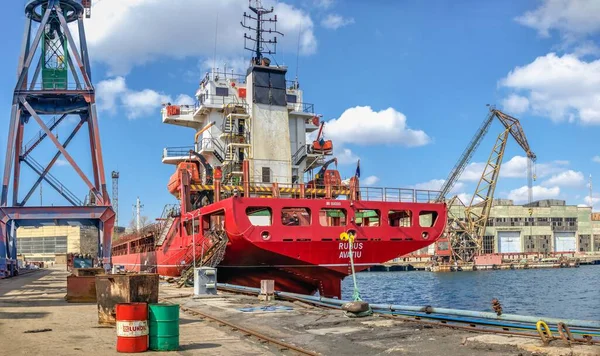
[194,267,217,296]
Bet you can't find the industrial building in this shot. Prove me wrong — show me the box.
[16,226,124,263]
[436,199,599,255]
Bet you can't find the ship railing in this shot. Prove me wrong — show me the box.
[163,146,195,159]
[198,93,247,107]
[288,102,314,114]
[229,181,441,203]
[199,138,226,160]
[201,71,247,86]
[17,80,94,92]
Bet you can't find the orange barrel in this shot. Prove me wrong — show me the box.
[116,303,149,353]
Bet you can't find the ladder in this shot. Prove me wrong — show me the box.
[155,216,175,246]
[177,230,228,287]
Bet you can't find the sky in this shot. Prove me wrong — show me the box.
[2,0,600,225]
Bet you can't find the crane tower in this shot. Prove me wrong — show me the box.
[0,0,115,277]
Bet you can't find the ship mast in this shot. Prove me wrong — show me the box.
[241,0,283,65]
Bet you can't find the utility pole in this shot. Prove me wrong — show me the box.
[111,171,119,230]
[134,197,143,232]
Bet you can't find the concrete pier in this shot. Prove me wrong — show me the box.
[1,267,598,355]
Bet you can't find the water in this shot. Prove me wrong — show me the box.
[341,265,600,321]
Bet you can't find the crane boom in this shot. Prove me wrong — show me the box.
[442,108,536,262]
[437,111,495,201]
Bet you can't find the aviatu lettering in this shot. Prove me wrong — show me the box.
[339,250,362,258]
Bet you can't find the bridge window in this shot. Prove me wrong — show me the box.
[215,87,228,96]
[319,208,346,226]
[286,94,297,103]
[262,167,271,183]
[389,210,411,227]
[419,211,438,227]
[356,210,380,227]
[246,207,272,226]
[282,207,310,226]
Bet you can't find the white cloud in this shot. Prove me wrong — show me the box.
[55,158,69,167]
[593,156,600,163]
[175,94,195,106]
[314,0,335,9]
[461,156,568,182]
[325,106,430,147]
[583,194,600,208]
[455,193,483,205]
[502,94,530,114]
[499,53,600,124]
[508,185,560,203]
[97,77,191,119]
[321,14,354,30]
[85,0,316,74]
[515,0,600,40]
[201,57,248,76]
[542,170,585,187]
[335,147,359,165]
[411,179,465,193]
[363,176,379,186]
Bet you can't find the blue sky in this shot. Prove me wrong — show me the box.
[2,0,600,225]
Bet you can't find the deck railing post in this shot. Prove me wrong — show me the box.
[242,160,250,197]
[272,182,279,198]
[214,180,221,202]
[300,183,305,198]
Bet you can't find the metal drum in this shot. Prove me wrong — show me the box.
[115,303,148,353]
[148,304,180,351]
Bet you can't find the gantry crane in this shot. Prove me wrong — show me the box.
[436,107,536,262]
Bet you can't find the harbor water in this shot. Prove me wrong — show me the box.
[342,265,600,321]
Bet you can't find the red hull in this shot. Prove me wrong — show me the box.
[113,197,447,297]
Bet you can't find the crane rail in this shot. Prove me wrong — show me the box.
[160,299,320,356]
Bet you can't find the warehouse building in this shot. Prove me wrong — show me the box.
[447,199,599,254]
[16,225,100,263]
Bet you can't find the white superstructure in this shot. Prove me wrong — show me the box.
[161,63,327,187]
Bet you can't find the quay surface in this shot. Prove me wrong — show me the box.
[1,267,599,356]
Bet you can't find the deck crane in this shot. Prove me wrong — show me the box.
[308,158,339,188]
[436,107,536,262]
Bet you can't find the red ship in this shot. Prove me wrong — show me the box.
[112,3,447,298]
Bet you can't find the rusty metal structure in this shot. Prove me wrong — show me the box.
[436,107,536,262]
[0,0,114,278]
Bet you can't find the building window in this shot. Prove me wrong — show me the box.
[17,236,68,254]
[286,94,297,103]
[261,167,271,183]
[483,235,494,254]
[215,87,228,96]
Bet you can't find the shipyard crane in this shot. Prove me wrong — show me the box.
[437,107,536,262]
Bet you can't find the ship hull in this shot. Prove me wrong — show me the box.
[112,197,447,297]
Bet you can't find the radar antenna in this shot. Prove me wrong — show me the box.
[241,0,284,65]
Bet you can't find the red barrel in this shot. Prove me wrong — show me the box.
[116,303,148,353]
